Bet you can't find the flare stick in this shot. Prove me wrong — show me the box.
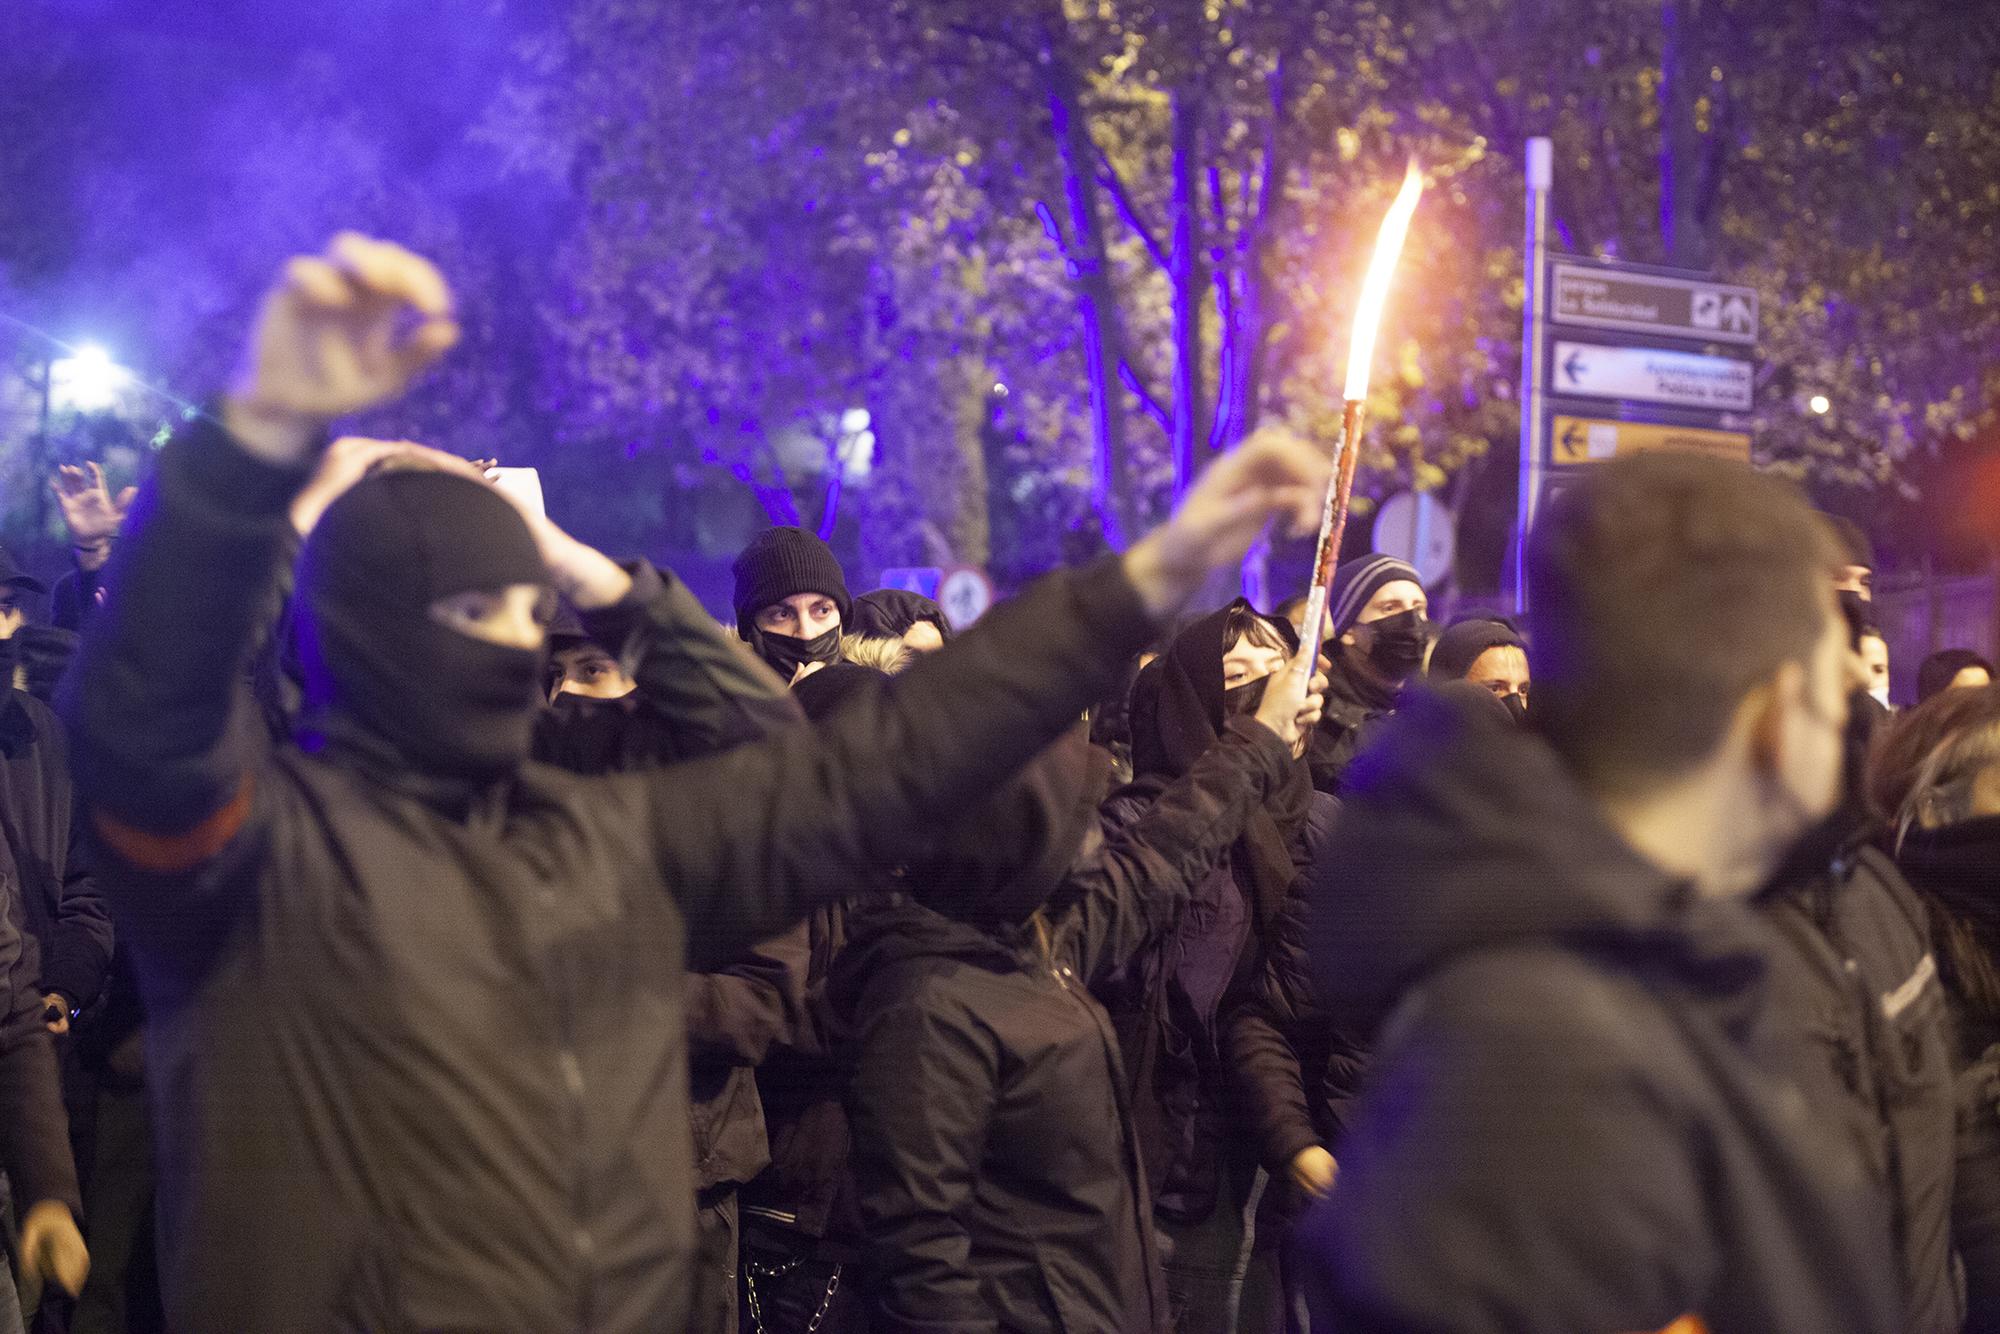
[1296,161,1425,655]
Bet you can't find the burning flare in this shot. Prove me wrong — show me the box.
[1342,160,1425,403]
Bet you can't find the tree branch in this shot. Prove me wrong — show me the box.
[1120,359,1172,431]
[1096,149,1170,271]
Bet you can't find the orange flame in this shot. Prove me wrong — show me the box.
[1342,159,1425,403]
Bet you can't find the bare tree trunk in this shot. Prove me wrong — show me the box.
[1659,0,1709,267]
[1043,30,1136,548]
[1167,88,1206,505]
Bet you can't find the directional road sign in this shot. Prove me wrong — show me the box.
[1551,341,1754,412]
[1551,262,1759,345]
[1551,415,1751,465]
[877,567,942,599]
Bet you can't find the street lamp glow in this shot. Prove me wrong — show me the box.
[1808,394,1831,415]
[51,344,130,413]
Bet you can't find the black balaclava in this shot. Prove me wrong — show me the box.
[297,470,548,783]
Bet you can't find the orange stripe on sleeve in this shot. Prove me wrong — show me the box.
[92,778,254,874]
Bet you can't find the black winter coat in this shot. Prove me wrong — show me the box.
[1300,688,1901,1334]
[1303,645,1395,795]
[1222,862,1368,1184]
[0,697,84,1220]
[63,416,1161,1334]
[0,689,113,1013]
[1757,846,1962,1333]
[1096,786,1331,1220]
[833,718,1295,1334]
[533,598,811,1197]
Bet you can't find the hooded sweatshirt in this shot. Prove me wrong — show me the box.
[830,719,1295,1334]
[1299,688,1900,1334]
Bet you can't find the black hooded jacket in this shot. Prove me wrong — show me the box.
[1300,689,1901,1334]
[830,718,1295,1334]
[1097,604,1332,1220]
[63,415,1163,1334]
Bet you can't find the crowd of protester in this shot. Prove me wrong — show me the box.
[1,234,2000,1333]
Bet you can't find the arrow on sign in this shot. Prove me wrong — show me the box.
[1721,295,1753,333]
[1561,421,1585,455]
[1562,349,1587,384]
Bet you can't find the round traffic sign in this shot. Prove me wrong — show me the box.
[937,565,995,630]
[1373,491,1457,589]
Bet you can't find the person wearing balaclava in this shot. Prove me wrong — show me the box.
[1307,553,1429,793]
[1429,615,1531,722]
[733,527,853,683]
[60,234,1331,1333]
[833,647,1319,1334]
[1095,600,1336,1334]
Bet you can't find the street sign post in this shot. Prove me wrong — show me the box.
[1551,415,1752,464]
[1551,262,1758,345]
[1550,341,1754,411]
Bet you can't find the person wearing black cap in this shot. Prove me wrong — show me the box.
[61,234,1332,1334]
[1429,615,1531,720]
[1308,554,1429,792]
[851,588,953,656]
[835,649,1320,1334]
[733,527,852,682]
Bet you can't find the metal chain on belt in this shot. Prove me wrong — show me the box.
[743,1258,842,1334]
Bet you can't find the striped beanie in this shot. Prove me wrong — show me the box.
[1327,554,1423,636]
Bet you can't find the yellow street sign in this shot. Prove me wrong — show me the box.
[1551,415,1751,465]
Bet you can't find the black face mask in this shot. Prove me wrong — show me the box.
[1354,609,1431,680]
[1501,692,1529,724]
[750,625,843,680]
[1223,676,1271,718]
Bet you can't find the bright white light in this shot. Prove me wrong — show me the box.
[51,344,130,413]
[839,407,871,434]
[1808,394,1831,416]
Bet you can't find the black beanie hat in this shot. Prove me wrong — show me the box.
[1326,554,1423,637]
[298,471,549,780]
[1429,616,1527,681]
[732,527,852,632]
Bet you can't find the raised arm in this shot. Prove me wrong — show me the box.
[1060,685,1316,989]
[599,429,1330,971]
[62,237,458,942]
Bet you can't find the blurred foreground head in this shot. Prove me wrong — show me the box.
[1528,454,1854,883]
